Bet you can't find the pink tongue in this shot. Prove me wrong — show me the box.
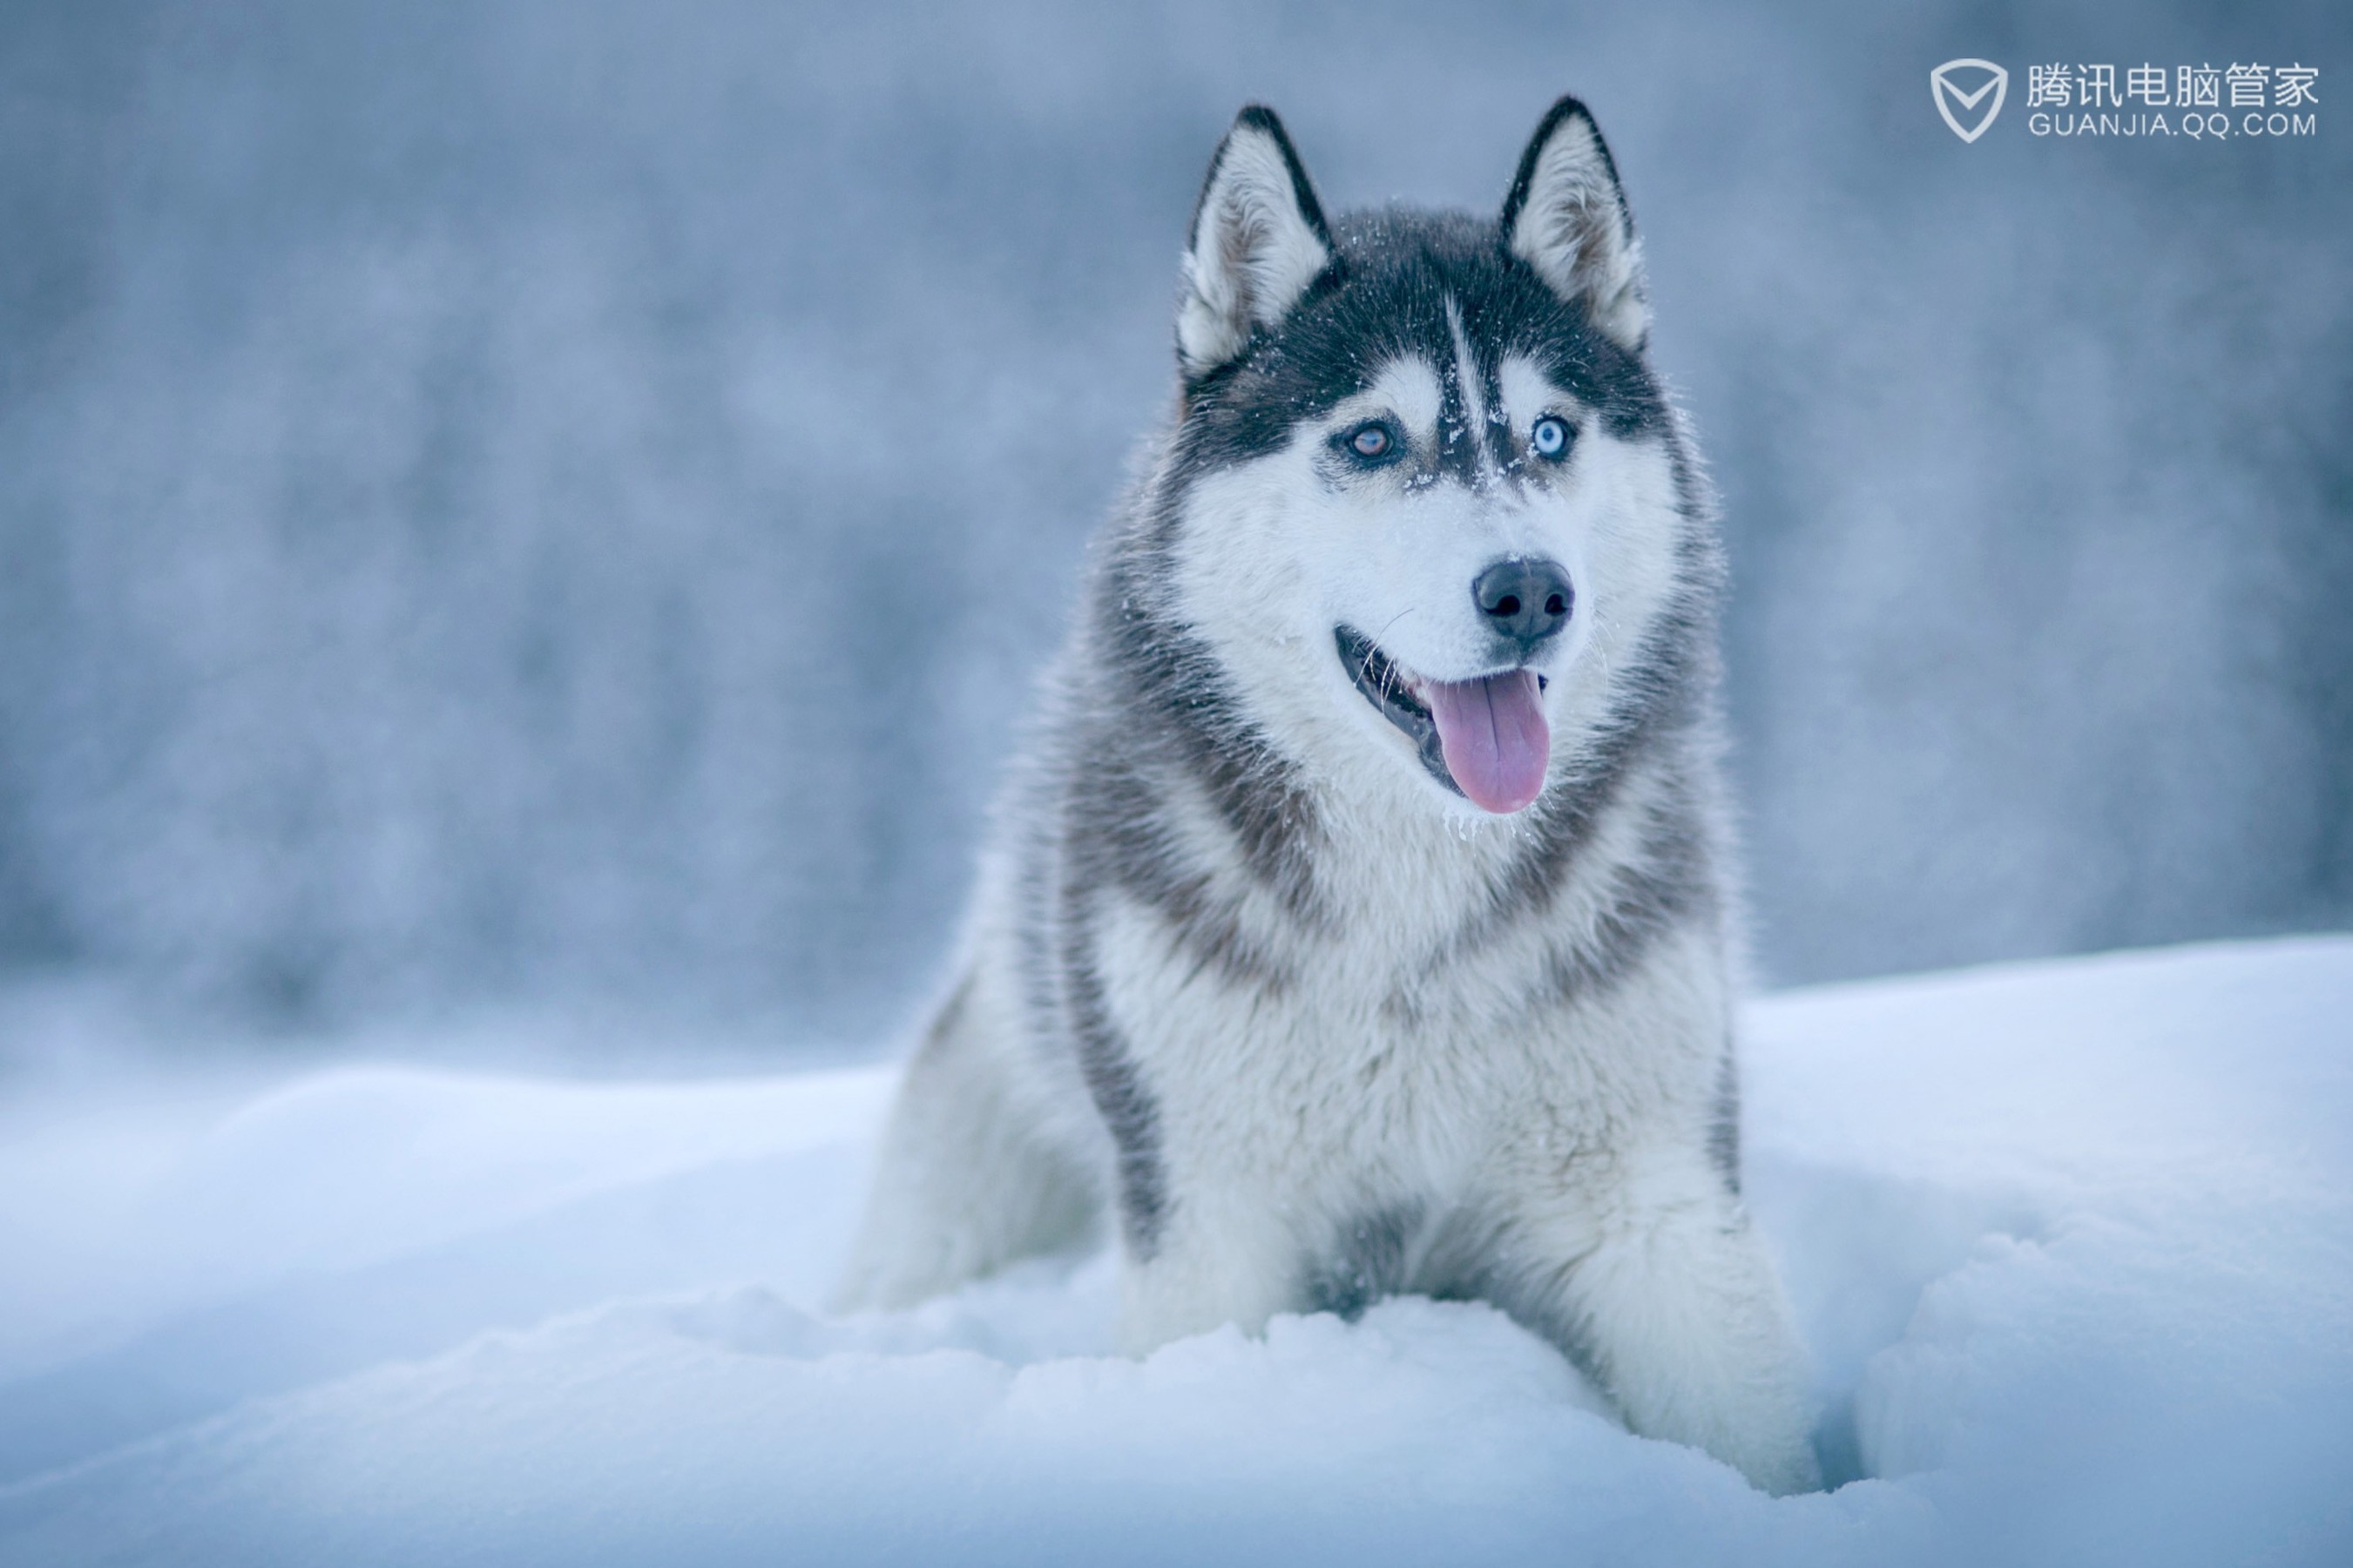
[1423,671,1551,814]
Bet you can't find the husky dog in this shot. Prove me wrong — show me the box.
[836,98,1819,1493]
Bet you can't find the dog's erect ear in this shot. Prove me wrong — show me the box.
[1501,97,1647,353]
[1177,105,1335,378]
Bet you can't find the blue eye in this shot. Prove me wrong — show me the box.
[1342,422,1394,461]
[1531,416,1572,459]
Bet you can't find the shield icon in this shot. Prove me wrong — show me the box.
[1930,59,2008,143]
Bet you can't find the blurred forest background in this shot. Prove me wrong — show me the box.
[1,0,2346,1049]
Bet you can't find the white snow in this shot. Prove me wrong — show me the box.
[1,936,2348,1565]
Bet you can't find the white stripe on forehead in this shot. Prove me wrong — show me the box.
[1443,295,1492,438]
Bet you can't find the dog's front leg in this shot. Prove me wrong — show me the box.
[1504,1147,1822,1495]
[1111,1183,1307,1355]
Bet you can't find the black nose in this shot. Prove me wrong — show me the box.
[1471,557,1574,649]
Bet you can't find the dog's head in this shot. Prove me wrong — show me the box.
[1159,99,1700,818]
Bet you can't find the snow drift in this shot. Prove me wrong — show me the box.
[1,936,2348,1565]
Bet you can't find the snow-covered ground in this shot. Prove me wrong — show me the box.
[0,936,2347,1565]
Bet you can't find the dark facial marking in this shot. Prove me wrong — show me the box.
[1172,208,1669,494]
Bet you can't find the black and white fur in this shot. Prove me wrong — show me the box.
[836,99,1819,1494]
